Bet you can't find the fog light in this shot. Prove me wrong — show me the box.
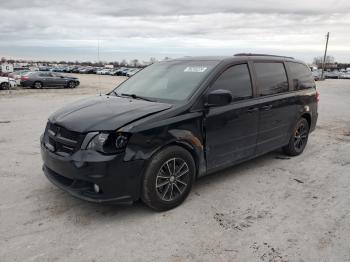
[93,184,100,193]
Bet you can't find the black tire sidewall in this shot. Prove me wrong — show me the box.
[34,81,42,89]
[284,118,310,156]
[141,146,196,211]
[1,82,9,90]
[68,81,75,88]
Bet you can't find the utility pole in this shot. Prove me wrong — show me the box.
[321,32,330,80]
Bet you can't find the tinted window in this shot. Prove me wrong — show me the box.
[210,64,252,100]
[39,72,50,77]
[287,62,314,90]
[254,62,288,96]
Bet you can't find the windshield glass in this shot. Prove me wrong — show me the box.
[112,60,219,102]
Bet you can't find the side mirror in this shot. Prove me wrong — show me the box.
[205,89,232,107]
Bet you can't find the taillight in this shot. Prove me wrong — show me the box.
[21,76,29,80]
[316,90,320,103]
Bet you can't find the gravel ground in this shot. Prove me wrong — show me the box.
[0,76,349,262]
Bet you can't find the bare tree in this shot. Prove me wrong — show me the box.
[313,55,334,67]
[131,59,139,67]
[149,57,157,64]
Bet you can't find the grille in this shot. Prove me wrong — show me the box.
[44,122,84,156]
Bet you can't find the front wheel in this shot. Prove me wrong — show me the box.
[141,146,195,211]
[283,118,310,156]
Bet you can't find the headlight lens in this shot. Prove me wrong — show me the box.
[87,132,129,154]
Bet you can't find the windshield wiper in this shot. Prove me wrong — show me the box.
[120,93,154,102]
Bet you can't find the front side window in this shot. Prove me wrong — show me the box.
[113,60,219,103]
[286,62,314,90]
[39,73,49,77]
[254,62,289,96]
[210,64,253,101]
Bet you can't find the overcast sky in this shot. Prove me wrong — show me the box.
[1,0,350,63]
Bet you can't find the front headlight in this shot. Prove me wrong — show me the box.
[86,132,130,154]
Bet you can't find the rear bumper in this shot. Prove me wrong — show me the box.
[41,142,145,204]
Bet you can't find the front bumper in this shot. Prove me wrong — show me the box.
[41,142,145,204]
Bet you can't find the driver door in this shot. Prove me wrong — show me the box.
[204,63,259,171]
[50,73,66,87]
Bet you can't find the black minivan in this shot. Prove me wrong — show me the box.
[41,54,318,211]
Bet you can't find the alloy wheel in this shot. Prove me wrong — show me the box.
[155,157,190,202]
[34,82,42,89]
[294,122,308,151]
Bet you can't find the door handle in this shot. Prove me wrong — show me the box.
[261,105,272,111]
[247,107,259,113]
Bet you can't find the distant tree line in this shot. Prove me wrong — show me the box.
[0,56,167,67]
[312,55,350,69]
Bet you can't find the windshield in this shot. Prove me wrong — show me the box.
[112,60,219,102]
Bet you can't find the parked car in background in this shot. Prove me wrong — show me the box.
[96,69,112,75]
[110,68,120,75]
[114,67,129,76]
[121,68,132,76]
[340,72,350,79]
[0,76,17,89]
[79,67,96,74]
[20,72,80,88]
[311,70,321,81]
[325,71,340,79]
[39,66,51,71]
[8,70,31,85]
[126,68,141,77]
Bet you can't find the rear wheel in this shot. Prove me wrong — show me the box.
[0,82,10,90]
[33,81,43,89]
[283,118,310,156]
[141,146,195,211]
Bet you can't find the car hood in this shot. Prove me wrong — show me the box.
[49,95,172,133]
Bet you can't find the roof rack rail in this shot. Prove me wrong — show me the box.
[234,53,294,59]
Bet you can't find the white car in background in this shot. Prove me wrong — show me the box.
[340,72,350,79]
[0,76,17,90]
[126,68,141,77]
[96,69,112,75]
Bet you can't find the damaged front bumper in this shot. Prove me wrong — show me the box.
[41,139,145,204]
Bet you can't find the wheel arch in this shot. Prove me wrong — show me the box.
[300,112,311,128]
[165,140,200,178]
[142,139,202,180]
[33,80,43,87]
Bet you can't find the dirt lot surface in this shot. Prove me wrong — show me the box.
[0,75,349,262]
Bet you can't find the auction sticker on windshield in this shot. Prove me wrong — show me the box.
[184,66,207,73]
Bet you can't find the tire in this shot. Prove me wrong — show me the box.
[0,82,10,90]
[67,81,76,88]
[33,81,43,89]
[283,118,310,156]
[141,146,196,211]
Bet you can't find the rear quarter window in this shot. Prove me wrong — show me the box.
[254,62,289,96]
[286,62,315,90]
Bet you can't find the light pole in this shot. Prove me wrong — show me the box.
[321,32,330,80]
